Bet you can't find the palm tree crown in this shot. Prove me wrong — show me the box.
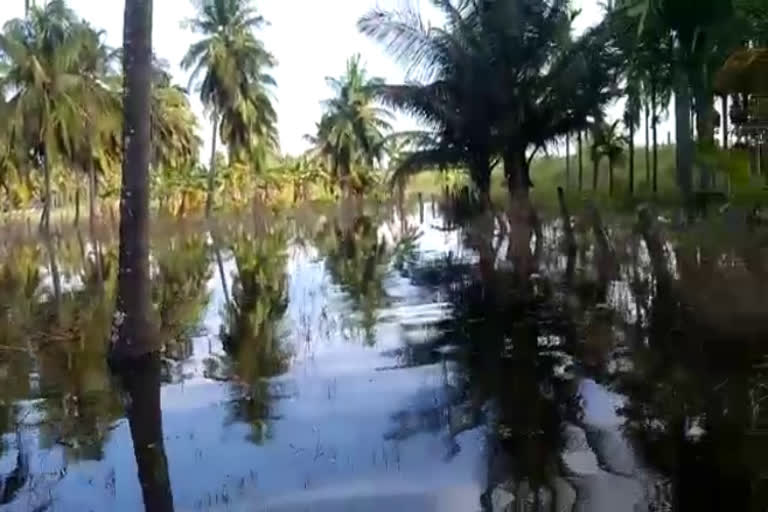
[311,55,392,194]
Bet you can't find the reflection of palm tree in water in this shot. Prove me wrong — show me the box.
[616,213,768,510]
[387,201,579,508]
[116,355,174,512]
[316,211,389,346]
[216,228,291,442]
[153,233,212,368]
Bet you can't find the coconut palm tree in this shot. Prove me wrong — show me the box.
[312,55,391,195]
[181,0,277,216]
[591,119,627,195]
[359,3,497,199]
[68,22,120,230]
[0,1,88,231]
[112,0,155,360]
[360,0,621,200]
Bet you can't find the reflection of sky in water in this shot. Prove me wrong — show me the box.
[3,204,767,511]
[0,208,486,512]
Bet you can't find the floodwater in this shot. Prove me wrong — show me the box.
[0,198,767,511]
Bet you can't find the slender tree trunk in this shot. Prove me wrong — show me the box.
[629,121,635,195]
[43,230,61,319]
[698,92,716,146]
[609,159,615,196]
[675,67,694,199]
[40,155,52,232]
[74,181,81,227]
[565,135,571,189]
[593,156,599,191]
[577,131,584,191]
[721,95,728,150]
[112,0,155,361]
[117,354,174,512]
[557,186,576,260]
[177,192,187,218]
[88,157,97,232]
[205,111,219,217]
[645,101,651,186]
[211,231,230,306]
[652,87,659,194]
[504,146,530,198]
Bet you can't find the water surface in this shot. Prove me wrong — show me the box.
[0,200,767,511]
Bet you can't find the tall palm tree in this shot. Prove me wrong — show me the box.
[112,0,155,360]
[359,2,497,199]
[360,0,621,200]
[181,0,277,216]
[69,22,120,231]
[313,55,391,195]
[0,1,87,231]
[114,5,174,512]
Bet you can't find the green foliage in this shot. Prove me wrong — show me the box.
[359,0,622,195]
[308,55,392,195]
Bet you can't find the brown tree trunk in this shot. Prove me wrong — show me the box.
[211,230,230,307]
[205,111,219,217]
[116,354,174,512]
[609,159,614,196]
[721,95,728,150]
[696,91,715,147]
[629,121,635,195]
[645,101,651,186]
[577,131,584,191]
[43,230,61,319]
[592,155,599,191]
[675,68,694,199]
[504,146,530,198]
[74,182,80,227]
[652,86,659,194]
[40,154,52,232]
[88,157,97,232]
[112,0,156,361]
[565,135,570,188]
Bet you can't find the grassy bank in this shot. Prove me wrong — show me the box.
[406,144,768,212]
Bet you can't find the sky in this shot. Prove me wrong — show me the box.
[1,0,634,159]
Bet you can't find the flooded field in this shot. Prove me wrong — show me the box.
[0,199,767,511]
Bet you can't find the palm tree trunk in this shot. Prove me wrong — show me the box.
[577,131,584,191]
[88,157,97,232]
[721,95,728,150]
[629,121,635,195]
[112,0,156,362]
[211,231,230,306]
[652,86,659,194]
[696,91,715,147]
[565,135,571,188]
[74,181,81,227]
[675,67,694,199]
[43,230,61,319]
[40,155,52,232]
[177,191,187,217]
[609,159,615,196]
[205,111,219,217]
[593,156,599,191]
[645,101,651,186]
[504,145,530,199]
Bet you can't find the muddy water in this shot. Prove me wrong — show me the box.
[0,201,766,511]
